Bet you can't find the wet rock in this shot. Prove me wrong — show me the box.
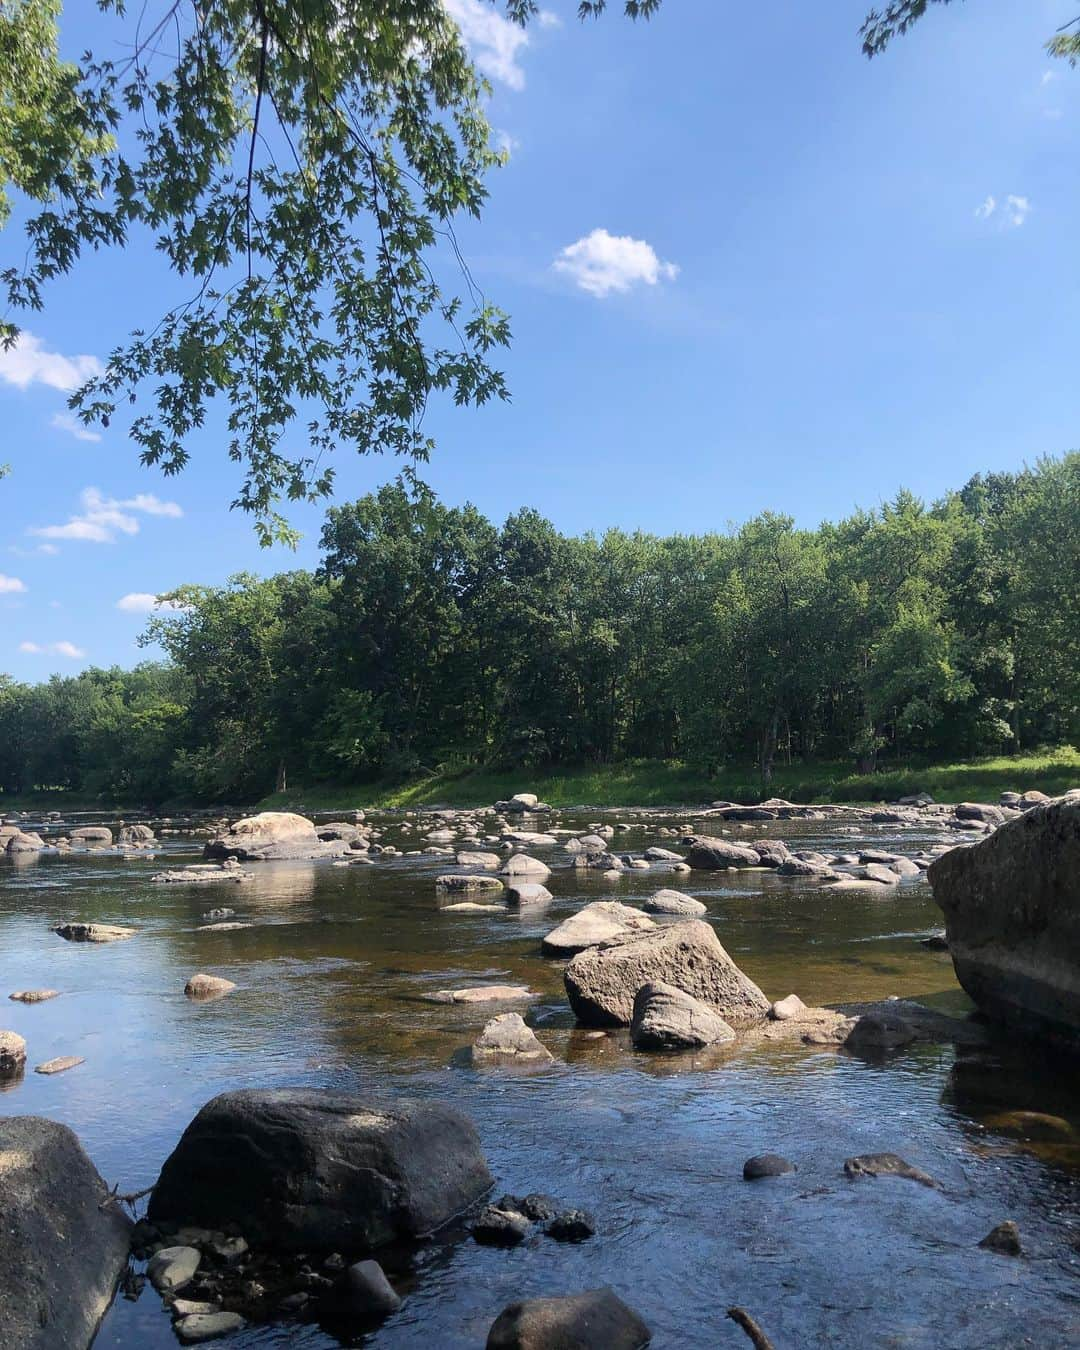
[149,1245,202,1292]
[52,922,135,943]
[185,974,237,1000]
[204,812,347,862]
[685,835,761,869]
[427,985,536,1004]
[844,1012,917,1051]
[118,824,155,847]
[456,850,501,870]
[0,1030,27,1076]
[920,929,949,951]
[546,1209,596,1242]
[979,1221,1022,1255]
[70,826,114,846]
[342,1259,401,1315]
[505,882,553,907]
[34,1055,84,1075]
[148,1089,493,1251]
[174,1311,245,1343]
[197,921,252,931]
[749,839,791,867]
[473,1205,530,1246]
[436,873,506,895]
[630,981,736,1051]
[171,1298,221,1317]
[472,1013,553,1063]
[743,1154,796,1179]
[8,989,60,1003]
[859,863,900,885]
[776,857,841,880]
[486,1288,651,1349]
[565,920,770,1028]
[843,1153,938,1188]
[541,901,655,958]
[0,1116,132,1350]
[642,889,706,916]
[768,993,807,1021]
[517,1193,558,1221]
[6,830,47,854]
[499,854,552,881]
[643,846,683,862]
[928,796,1080,1044]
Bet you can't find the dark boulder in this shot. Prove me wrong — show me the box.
[486,1288,651,1349]
[742,1153,796,1180]
[685,836,760,870]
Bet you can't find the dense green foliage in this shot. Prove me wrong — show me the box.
[2,453,1076,803]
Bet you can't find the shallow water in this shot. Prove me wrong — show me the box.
[1,808,1078,1348]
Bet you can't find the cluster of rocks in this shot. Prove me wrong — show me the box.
[2,822,159,857]
[472,1192,596,1246]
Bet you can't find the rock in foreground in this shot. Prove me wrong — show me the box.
[487,1288,651,1349]
[0,1116,131,1350]
[564,920,770,1028]
[148,1089,492,1251]
[630,981,735,1050]
[542,901,655,958]
[928,796,1080,1045]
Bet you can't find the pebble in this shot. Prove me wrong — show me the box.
[174,1311,245,1343]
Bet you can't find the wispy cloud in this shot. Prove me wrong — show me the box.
[553,228,680,298]
[1041,70,1058,87]
[19,639,86,659]
[116,592,188,614]
[0,332,103,392]
[537,9,562,28]
[494,128,520,158]
[444,0,530,89]
[28,487,183,546]
[0,574,27,595]
[975,194,1031,228]
[51,411,102,443]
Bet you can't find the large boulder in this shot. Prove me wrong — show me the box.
[630,981,736,1050]
[928,797,1080,1044]
[0,1116,131,1350]
[204,812,347,861]
[542,902,655,958]
[70,826,114,846]
[6,831,46,854]
[563,920,770,1028]
[487,1289,651,1349]
[685,835,761,869]
[118,824,155,847]
[148,1089,492,1251]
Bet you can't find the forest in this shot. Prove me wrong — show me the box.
[1,453,1077,805]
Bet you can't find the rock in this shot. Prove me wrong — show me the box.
[317,822,361,842]
[185,974,237,1000]
[0,1030,27,1076]
[486,1288,651,1350]
[776,857,841,879]
[204,812,346,862]
[472,1205,530,1246]
[546,1209,596,1242]
[749,839,791,867]
[768,993,807,1021]
[843,1153,938,1188]
[928,796,1080,1044]
[509,792,539,809]
[6,830,47,854]
[630,981,736,1051]
[148,1089,492,1250]
[435,874,505,895]
[171,1299,222,1317]
[427,985,536,1004]
[686,835,761,869]
[499,854,551,881]
[564,920,770,1028]
[515,1193,558,1221]
[148,1244,201,1292]
[118,824,155,847]
[34,1056,85,1075]
[8,989,59,1003]
[844,1013,916,1051]
[505,882,553,907]
[1018,791,1050,810]
[859,863,900,885]
[643,846,684,862]
[920,929,949,951]
[0,1116,131,1350]
[52,922,135,943]
[954,802,1013,826]
[473,1013,553,1063]
[899,792,934,806]
[888,856,923,878]
[456,851,501,870]
[439,902,502,913]
[642,889,706,916]
[197,921,252,931]
[342,1259,401,1315]
[70,826,114,846]
[174,1312,245,1343]
[743,1154,796,1179]
[542,902,656,958]
[978,1221,1022,1255]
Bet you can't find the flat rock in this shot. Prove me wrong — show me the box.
[148,1244,201,1292]
[52,922,135,943]
[8,989,60,1003]
[175,1311,245,1343]
[456,851,501,870]
[34,1056,84,1075]
[643,889,706,916]
[427,986,536,1004]
[472,1013,553,1063]
[436,873,505,893]
[643,846,684,861]
[843,1153,938,1188]
[185,974,237,1000]
[685,835,761,869]
[486,1288,651,1350]
[197,921,253,931]
[542,901,655,958]
[630,980,736,1051]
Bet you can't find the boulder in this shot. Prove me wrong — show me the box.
[743,1154,796,1180]
[642,846,683,862]
[564,920,770,1028]
[456,851,501,870]
[204,812,346,862]
[6,831,46,854]
[0,1116,131,1350]
[505,882,553,907]
[342,1259,401,1316]
[472,1013,553,1063]
[630,981,736,1050]
[954,802,1013,827]
[979,1221,1022,1255]
[118,824,155,847]
[486,1289,651,1350]
[0,1029,27,1076]
[748,839,791,867]
[1018,791,1050,810]
[317,822,361,842]
[148,1244,201,1292]
[541,902,655,958]
[185,974,237,1000]
[546,1209,597,1242]
[472,1206,530,1246]
[52,922,135,943]
[928,797,1080,1044]
[500,854,551,881]
[70,826,114,846]
[642,889,706,917]
[435,874,505,895]
[147,1089,492,1251]
[768,993,807,1021]
[844,1012,916,1051]
[776,857,841,880]
[685,835,761,870]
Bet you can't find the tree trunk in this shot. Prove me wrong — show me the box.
[276,759,287,794]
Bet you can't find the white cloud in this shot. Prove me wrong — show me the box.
[444,0,529,89]
[28,486,184,547]
[51,411,102,443]
[538,9,562,27]
[494,127,520,158]
[0,332,103,392]
[975,195,996,220]
[975,194,1031,228]
[18,639,85,659]
[116,592,188,614]
[0,574,27,594]
[553,228,680,298]
[1041,70,1058,86]
[1005,194,1031,226]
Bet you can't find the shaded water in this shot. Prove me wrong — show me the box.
[1,808,1078,1348]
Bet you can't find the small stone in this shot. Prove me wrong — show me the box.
[844,1012,916,1051]
[519,1193,559,1221]
[843,1153,938,1188]
[323,1252,345,1272]
[473,1205,530,1246]
[486,1289,651,1349]
[768,993,807,1021]
[426,985,536,1005]
[148,1245,202,1292]
[546,1209,596,1242]
[184,974,237,1000]
[174,1311,245,1343]
[34,1055,85,1075]
[52,922,135,943]
[8,989,59,1003]
[743,1153,796,1180]
[0,1029,27,1076]
[343,1259,402,1316]
[978,1221,1022,1256]
[472,1013,553,1063]
[171,1299,221,1318]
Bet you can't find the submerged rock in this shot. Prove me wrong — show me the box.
[843,1153,938,1188]
[174,1311,245,1344]
[184,974,237,1000]
[742,1153,796,1180]
[342,1259,401,1316]
[630,981,736,1051]
[978,1221,1022,1256]
[52,922,135,943]
[34,1055,85,1075]
[8,989,59,1003]
[428,985,536,1005]
[486,1288,651,1349]
[844,1012,916,1051]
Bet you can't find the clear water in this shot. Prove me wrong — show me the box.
[1,809,1077,1348]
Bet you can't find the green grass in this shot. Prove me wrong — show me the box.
[256,746,1080,813]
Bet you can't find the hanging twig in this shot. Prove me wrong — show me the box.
[727,1306,777,1350]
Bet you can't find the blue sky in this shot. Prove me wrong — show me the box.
[2,0,1078,678]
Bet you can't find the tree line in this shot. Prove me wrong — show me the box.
[1,454,1076,804]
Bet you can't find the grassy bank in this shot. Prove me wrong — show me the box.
[256,746,1080,812]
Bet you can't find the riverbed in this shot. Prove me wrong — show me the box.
[2,808,1078,1348]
